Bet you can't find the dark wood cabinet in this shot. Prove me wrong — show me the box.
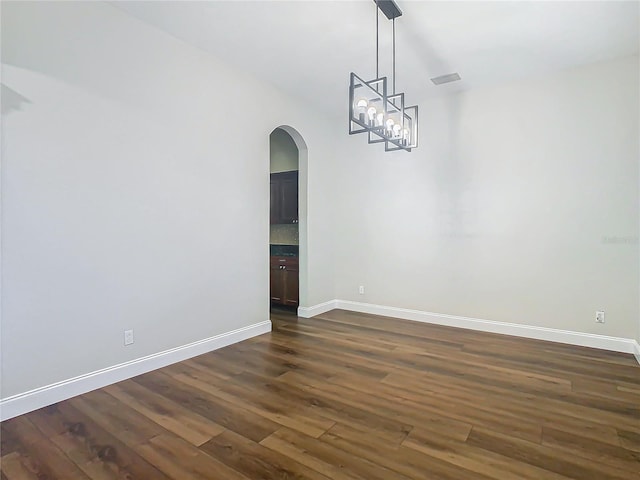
[270,256,298,306]
[270,262,285,304]
[283,262,299,306]
[270,171,298,224]
[270,181,280,225]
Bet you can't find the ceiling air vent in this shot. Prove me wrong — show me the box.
[430,73,461,85]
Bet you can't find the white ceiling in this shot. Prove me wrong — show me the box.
[113,1,639,117]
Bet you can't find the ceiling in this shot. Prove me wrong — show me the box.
[113,1,639,118]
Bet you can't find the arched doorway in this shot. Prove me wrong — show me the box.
[269,125,308,315]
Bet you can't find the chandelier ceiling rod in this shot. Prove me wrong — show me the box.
[392,17,396,95]
[376,6,379,79]
[376,0,401,93]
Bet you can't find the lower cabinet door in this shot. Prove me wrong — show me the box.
[270,266,285,303]
[283,267,299,306]
[270,257,299,307]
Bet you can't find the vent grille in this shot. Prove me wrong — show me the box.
[431,73,461,85]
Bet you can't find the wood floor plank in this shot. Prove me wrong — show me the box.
[2,416,90,480]
[232,369,415,443]
[68,389,166,446]
[467,426,635,480]
[402,428,573,480]
[0,452,41,480]
[541,426,640,473]
[42,401,173,480]
[2,309,638,479]
[378,370,624,443]
[260,430,367,480]
[169,366,336,438]
[134,434,251,480]
[320,424,497,480]
[262,426,417,480]
[200,429,332,480]
[616,429,640,452]
[103,380,226,446]
[0,423,21,458]
[133,369,281,443]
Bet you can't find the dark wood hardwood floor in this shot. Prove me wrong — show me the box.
[2,309,639,479]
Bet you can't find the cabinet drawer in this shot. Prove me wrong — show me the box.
[270,256,298,268]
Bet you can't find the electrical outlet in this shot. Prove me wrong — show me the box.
[124,329,134,345]
[595,311,605,324]
[359,285,365,295]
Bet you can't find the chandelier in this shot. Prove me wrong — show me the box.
[349,0,418,152]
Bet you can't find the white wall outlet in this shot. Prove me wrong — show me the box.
[124,329,134,345]
[595,311,605,323]
[359,285,365,295]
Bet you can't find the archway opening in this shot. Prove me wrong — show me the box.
[269,126,308,317]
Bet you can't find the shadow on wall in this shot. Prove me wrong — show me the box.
[1,2,159,111]
[1,84,32,114]
[434,94,479,241]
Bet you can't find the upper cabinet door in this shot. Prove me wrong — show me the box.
[270,171,298,224]
[279,171,298,224]
[270,179,280,224]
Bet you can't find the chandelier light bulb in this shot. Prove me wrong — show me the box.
[376,112,384,127]
[385,118,395,135]
[367,106,377,125]
[355,99,368,122]
[392,124,402,137]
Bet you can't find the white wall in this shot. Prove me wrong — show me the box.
[0,1,337,400]
[335,55,639,340]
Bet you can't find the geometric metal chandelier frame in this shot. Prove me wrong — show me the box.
[349,0,418,152]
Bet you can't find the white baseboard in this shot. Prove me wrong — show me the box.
[633,341,640,365]
[0,320,271,421]
[309,299,639,361]
[298,300,337,318]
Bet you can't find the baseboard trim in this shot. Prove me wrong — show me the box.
[633,341,640,365]
[298,300,337,318]
[0,320,272,421]
[310,299,639,361]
